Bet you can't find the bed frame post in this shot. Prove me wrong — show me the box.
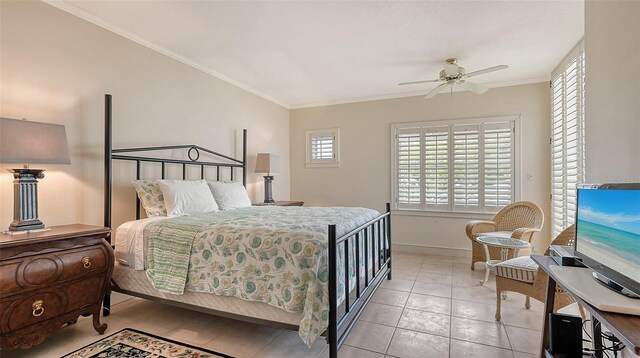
[386,202,392,280]
[103,94,113,317]
[242,129,247,187]
[327,224,338,358]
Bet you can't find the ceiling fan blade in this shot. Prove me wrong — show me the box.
[458,80,488,94]
[463,65,509,78]
[424,83,449,99]
[398,79,441,86]
[443,63,459,77]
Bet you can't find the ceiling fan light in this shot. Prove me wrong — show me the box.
[443,63,459,77]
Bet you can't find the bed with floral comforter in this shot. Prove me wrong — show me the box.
[142,206,380,347]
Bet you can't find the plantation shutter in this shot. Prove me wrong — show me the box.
[396,128,422,208]
[453,124,480,210]
[310,134,335,161]
[424,126,449,208]
[551,39,585,237]
[392,116,518,213]
[484,122,515,209]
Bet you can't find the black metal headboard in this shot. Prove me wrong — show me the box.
[103,94,247,230]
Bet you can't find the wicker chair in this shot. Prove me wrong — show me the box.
[494,225,586,321]
[465,201,544,270]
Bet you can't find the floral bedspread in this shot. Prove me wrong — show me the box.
[143,206,380,346]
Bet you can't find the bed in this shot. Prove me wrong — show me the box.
[102,94,392,357]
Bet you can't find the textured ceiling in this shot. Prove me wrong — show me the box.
[48,1,584,108]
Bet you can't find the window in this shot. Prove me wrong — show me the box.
[392,116,519,214]
[551,39,586,237]
[306,128,339,167]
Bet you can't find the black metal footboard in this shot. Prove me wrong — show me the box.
[327,203,392,358]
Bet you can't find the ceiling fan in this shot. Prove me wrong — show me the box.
[399,58,509,99]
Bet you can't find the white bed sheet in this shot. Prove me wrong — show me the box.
[115,217,168,270]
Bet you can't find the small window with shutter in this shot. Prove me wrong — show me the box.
[392,116,519,214]
[306,128,340,167]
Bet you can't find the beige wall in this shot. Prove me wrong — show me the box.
[584,4,640,355]
[291,83,552,254]
[0,1,290,230]
[584,0,640,183]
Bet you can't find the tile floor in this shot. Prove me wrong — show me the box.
[3,252,585,358]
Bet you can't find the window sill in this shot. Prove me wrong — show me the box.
[305,162,340,168]
[391,209,496,220]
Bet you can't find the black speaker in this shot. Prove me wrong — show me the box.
[549,313,583,357]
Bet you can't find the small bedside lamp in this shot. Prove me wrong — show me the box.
[0,117,71,232]
[255,153,280,204]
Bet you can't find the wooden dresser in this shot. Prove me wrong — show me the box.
[0,225,114,350]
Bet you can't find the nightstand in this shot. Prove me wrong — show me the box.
[0,224,114,350]
[253,201,304,207]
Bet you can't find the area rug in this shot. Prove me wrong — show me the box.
[62,328,233,358]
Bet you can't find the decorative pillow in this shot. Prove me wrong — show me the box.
[207,181,252,211]
[157,179,219,217]
[132,180,167,217]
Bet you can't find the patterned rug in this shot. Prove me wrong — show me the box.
[61,328,233,358]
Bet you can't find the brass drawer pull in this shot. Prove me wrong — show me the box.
[82,257,91,269]
[32,300,44,317]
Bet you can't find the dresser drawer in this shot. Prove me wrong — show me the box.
[0,291,65,334]
[0,275,105,334]
[57,246,109,281]
[0,245,108,295]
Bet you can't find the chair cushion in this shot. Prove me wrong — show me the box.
[494,256,538,283]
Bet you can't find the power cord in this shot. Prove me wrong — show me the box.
[581,319,626,358]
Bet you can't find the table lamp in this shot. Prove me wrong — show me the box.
[255,153,280,204]
[0,117,71,231]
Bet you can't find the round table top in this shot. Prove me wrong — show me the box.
[476,235,531,249]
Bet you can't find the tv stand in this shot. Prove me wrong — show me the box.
[593,272,640,299]
[532,255,640,358]
[547,265,640,315]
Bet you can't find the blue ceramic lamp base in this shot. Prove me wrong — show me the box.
[8,168,45,231]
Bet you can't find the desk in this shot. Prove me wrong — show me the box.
[532,255,640,358]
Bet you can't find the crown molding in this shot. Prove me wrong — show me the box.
[43,0,291,109]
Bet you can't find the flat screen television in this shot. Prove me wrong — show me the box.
[574,183,640,298]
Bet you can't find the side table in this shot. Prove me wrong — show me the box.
[476,234,531,286]
[253,201,304,207]
[0,224,114,350]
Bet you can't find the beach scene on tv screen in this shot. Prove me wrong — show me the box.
[577,189,640,283]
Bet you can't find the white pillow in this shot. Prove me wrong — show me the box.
[207,181,252,211]
[157,180,219,217]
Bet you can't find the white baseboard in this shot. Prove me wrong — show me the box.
[392,243,471,258]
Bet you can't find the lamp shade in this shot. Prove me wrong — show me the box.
[255,153,280,175]
[0,117,71,165]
